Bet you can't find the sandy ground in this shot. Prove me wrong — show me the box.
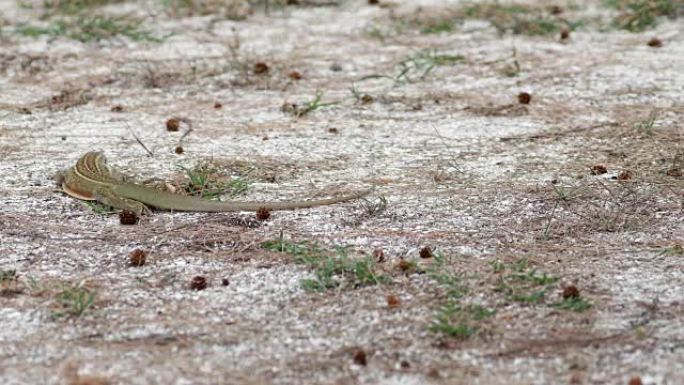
[1,0,683,384]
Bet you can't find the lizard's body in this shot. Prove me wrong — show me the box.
[59,152,369,215]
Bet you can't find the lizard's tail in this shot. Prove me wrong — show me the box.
[114,184,372,212]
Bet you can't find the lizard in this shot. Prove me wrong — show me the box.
[57,151,370,215]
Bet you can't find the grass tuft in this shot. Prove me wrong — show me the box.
[554,296,593,312]
[428,253,496,339]
[17,16,160,42]
[493,258,558,305]
[282,91,339,118]
[53,284,95,319]
[262,239,390,292]
[359,48,464,89]
[605,0,679,32]
[179,162,249,199]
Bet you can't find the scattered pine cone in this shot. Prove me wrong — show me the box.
[166,118,180,132]
[256,207,271,221]
[254,62,269,74]
[419,246,434,259]
[352,349,367,366]
[563,285,580,299]
[190,276,207,291]
[119,210,138,225]
[128,249,147,267]
[518,92,532,105]
[590,165,607,175]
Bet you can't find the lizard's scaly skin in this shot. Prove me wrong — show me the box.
[61,152,371,215]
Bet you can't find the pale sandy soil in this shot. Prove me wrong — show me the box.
[1,1,683,384]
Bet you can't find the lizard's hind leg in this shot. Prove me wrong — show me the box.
[95,188,151,216]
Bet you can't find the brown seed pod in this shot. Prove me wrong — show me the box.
[560,28,570,40]
[128,249,147,267]
[617,170,632,181]
[386,294,400,308]
[397,259,411,272]
[647,37,662,48]
[517,92,532,105]
[590,165,607,175]
[166,118,180,132]
[254,62,269,74]
[419,246,434,259]
[119,210,138,225]
[352,349,367,366]
[562,285,580,299]
[372,248,385,263]
[190,276,207,291]
[666,168,682,177]
[256,207,271,221]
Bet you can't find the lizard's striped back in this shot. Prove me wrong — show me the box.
[62,152,118,200]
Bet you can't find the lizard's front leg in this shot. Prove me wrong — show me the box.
[94,187,151,216]
[53,169,67,187]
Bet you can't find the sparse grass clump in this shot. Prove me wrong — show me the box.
[493,257,559,305]
[404,2,581,37]
[53,284,96,319]
[359,48,464,89]
[84,200,114,214]
[633,109,658,136]
[17,16,160,42]
[261,239,391,292]
[162,0,252,20]
[0,269,17,284]
[428,253,496,339]
[605,0,679,32]
[179,161,249,199]
[491,258,593,311]
[40,0,124,15]
[462,3,569,36]
[282,91,339,118]
[554,296,593,312]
